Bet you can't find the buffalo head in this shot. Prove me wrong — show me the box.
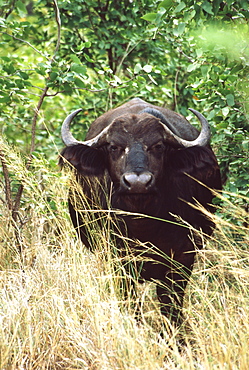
[60,103,211,200]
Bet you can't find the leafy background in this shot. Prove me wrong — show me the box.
[0,0,248,217]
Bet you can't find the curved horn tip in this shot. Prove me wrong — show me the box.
[188,107,202,115]
[74,108,83,114]
[62,108,83,128]
[61,108,83,146]
[188,108,210,129]
[188,108,208,121]
[68,108,83,119]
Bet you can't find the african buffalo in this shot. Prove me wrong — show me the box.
[60,97,221,325]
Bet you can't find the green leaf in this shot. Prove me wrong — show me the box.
[74,77,86,88]
[16,79,25,89]
[174,2,186,13]
[175,22,185,36]
[201,1,214,15]
[159,0,173,9]
[217,121,229,129]
[184,9,196,22]
[83,53,94,63]
[200,65,209,77]
[16,0,27,17]
[3,63,15,74]
[221,107,230,117]
[196,49,203,58]
[134,63,142,74]
[71,63,87,75]
[1,56,11,62]
[2,33,12,41]
[242,140,249,150]
[148,74,157,85]
[17,71,29,80]
[141,13,157,23]
[143,65,153,73]
[49,72,58,82]
[187,63,199,72]
[0,95,11,103]
[70,54,82,64]
[35,65,46,76]
[226,94,235,106]
[0,17,6,27]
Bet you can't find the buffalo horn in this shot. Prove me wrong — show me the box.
[61,108,112,147]
[161,108,211,148]
[61,107,211,148]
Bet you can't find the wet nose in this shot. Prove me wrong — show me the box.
[121,171,154,193]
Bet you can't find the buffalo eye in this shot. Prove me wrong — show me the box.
[149,142,165,153]
[108,144,125,157]
[154,143,164,151]
[109,144,119,152]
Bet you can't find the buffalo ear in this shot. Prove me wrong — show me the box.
[59,144,106,177]
[169,146,222,190]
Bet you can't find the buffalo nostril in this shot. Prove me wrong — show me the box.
[138,173,152,186]
[122,172,153,191]
[122,174,133,188]
[122,173,137,189]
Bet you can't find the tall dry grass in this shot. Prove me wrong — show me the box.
[0,144,248,369]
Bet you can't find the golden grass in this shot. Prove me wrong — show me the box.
[0,147,249,369]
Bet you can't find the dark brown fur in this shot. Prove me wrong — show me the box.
[60,98,222,325]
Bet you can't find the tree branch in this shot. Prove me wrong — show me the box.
[0,31,49,60]
[0,150,13,211]
[11,0,62,238]
[51,0,61,62]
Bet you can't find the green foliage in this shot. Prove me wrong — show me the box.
[0,0,248,219]
[141,0,249,206]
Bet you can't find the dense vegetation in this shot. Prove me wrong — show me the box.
[0,0,248,368]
